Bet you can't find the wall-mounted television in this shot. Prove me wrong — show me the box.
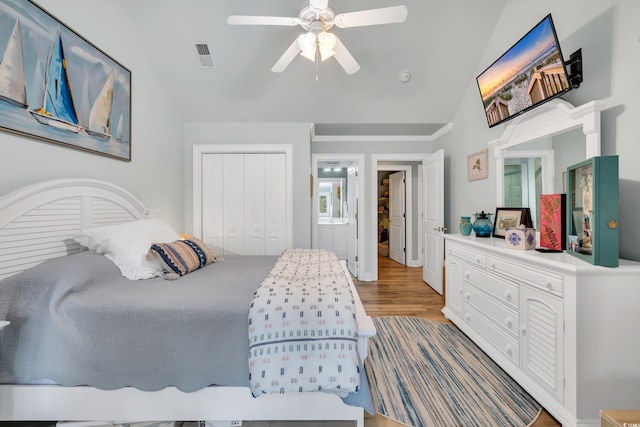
[476,14,572,128]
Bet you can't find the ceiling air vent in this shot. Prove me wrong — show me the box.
[194,43,214,68]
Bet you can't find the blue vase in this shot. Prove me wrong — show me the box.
[472,211,493,237]
[459,216,472,236]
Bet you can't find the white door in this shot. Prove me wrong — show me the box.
[223,154,245,255]
[201,152,286,256]
[423,149,444,294]
[347,165,358,276]
[264,153,286,255]
[388,171,406,265]
[202,154,224,254]
[244,154,265,255]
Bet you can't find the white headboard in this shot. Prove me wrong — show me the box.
[0,179,151,281]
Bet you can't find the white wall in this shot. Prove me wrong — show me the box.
[0,0,185,229]
[183,122,312,248]
[437,0,640,261]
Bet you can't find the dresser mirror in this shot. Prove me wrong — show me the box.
[489,99,604,229]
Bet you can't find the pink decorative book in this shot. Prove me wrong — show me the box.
[539,194,566,251]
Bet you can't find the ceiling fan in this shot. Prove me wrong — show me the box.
[227,0,408,75]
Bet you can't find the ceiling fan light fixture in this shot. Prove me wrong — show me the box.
[318,32,336,61]
[297,32,317,61]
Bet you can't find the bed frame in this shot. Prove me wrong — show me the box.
[0,178,375,426]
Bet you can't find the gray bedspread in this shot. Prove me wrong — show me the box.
[0,251,278,392]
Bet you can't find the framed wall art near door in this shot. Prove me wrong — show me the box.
[565,156,619,267]
[0,0,131,161]
[467,149,488,181]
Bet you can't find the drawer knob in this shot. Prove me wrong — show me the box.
[503,344,512,354]
[464,292,471,300]
[464,273,470,279]
[544,281,553,290]
[490,263,496,269]
[503,290,512,300]
[503,317,512,327]
[520,327,527,335]
[476,258,481,264]
[464,313,471,322]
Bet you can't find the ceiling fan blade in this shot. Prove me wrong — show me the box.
[310,0,329,10]
[271,39,302,73]
[334,5,408,28]
[227,15,300,26]
[333,37,360,75]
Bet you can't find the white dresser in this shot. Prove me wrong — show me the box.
[443,235,640,427]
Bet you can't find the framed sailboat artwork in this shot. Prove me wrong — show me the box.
[0,0,131,161]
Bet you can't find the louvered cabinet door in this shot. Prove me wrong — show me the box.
[443,254,463,318]
[520,285,564,402]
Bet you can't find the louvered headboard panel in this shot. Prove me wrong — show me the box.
[0,179,151,281]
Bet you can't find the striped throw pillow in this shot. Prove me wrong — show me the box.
[148,238,216,276]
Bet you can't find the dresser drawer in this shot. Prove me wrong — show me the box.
[463,282,519,337]
[447,242,486,268]
[487,254,563,296]
[464,263,519,311]
[463,304,520,366]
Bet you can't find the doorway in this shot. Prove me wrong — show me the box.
[370,152,444,292]
[311,154,365,279]
[377,169,407,266]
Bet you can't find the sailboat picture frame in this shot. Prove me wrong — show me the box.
[0,0,132,161]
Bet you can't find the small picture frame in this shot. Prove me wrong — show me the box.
[492,207,533,238]
[467,149,488,181]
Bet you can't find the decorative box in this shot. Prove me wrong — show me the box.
[504,226,536,250]
[565,156,619,267]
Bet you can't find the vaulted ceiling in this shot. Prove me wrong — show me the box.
[123,0,507,131]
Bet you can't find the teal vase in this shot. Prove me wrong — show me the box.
[472,211,493,237]
[459,216,472,236]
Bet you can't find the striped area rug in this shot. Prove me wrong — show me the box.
[365,317,542,427]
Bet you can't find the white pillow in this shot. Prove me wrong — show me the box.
[73,219,180,280]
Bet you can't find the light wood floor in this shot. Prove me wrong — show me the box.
[354,256,561,427]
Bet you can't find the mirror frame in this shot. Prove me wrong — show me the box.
[489,99,605,207]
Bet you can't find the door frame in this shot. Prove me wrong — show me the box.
[370,154,428,281]
[193,144,293,249]
[378,166,412,266]
[311,154,366,279]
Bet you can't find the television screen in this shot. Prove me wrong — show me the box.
[476,14,572,128]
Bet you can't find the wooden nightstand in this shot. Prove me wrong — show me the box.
[0,320,9,331]
[601,410,640,427]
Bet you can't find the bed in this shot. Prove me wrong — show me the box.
[0,178,375,426]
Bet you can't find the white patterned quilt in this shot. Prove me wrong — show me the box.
[248,249,360,397]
